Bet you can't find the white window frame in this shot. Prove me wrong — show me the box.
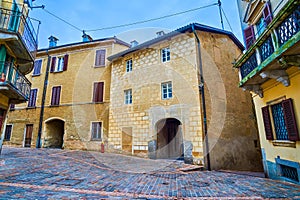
[126,59,132,72]
[161,81,172,100]
[55,56,64,72]
[91,121,102,141]
[161,47,170,63]
[124,89,132,104]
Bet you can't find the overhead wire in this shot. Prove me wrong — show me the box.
[85,3,218,32]
[221,7,233,33]
[42,8,83,32]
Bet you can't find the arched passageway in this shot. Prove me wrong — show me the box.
[44,119,65,148]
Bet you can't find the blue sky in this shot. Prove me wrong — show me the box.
[30,0,243,49]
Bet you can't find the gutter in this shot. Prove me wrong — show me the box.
[192,24,211,171]
[36,50,51,148]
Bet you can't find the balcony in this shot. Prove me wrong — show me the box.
[0,4,38,74]
[0,61,31,103]
[234,0,300,97]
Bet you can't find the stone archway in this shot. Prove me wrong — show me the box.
[44,119,65,148]
[156,118,183,159]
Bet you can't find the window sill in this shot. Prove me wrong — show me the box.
[94,65,105,68]
[49,105,60,107]
[32,74,41,77]
[272,140,296,148]
[91,139,102,141]
[26,106,36,109]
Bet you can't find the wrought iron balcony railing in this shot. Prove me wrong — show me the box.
[235,1,300,86]
[0,6,38,59]
[0,61,31,100]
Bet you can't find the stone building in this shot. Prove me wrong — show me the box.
[235,0,300,183]
[0,0,38,151]
[107,23,262,171]
[4,22,263,171]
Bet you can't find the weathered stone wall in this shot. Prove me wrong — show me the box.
[109,33,204,162]
[197,30,262,171]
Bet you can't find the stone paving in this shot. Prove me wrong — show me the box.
[0,147,300,199]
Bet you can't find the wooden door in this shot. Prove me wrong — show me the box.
[24,124,33,147]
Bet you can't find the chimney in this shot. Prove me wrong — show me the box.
[82,32,93,42]
[130,40,139,48]
[48,36,58,48]
[156,31,165,37]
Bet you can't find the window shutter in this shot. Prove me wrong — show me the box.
[63,54,69,71]
[93,82,104,102]
[243,25,255,49]
[51,87,56,105]
[282,98,299,141]
[55,86,61,105]
[28,89,37,107]
[263,2,272,26]
[50,57,56,72]
[95,50,106,66]
[33,60,42,75]
[261,105,274,140]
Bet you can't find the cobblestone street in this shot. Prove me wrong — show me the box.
[0,147,300,199]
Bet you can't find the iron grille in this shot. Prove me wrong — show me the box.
[259,36,274,62]
[240,53,258,79]
[271,103,288,140]
[281,164,299,182]
[277,5,300,46]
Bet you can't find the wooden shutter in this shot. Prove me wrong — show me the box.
[33,60,42,75]
[95,50,106,66]
[263,2,272,26]
[243,25,255,49]
[282,98,299,141]
[63,54,69,71]
[261,105,274,140]
[93,82,104,102]
[28,89,37,107]
[51,86,61,105]
[50,57,56,72]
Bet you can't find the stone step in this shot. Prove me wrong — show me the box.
[178,165,204,172]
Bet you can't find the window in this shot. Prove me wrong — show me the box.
[4,125,12,141]
[161,82,172,99]
[10,104,15,111]
[126,59,132,72]
[33,60,42,76]
[51,86,61,106]
[161,47,170,62]
[93,82,104,103]
[95,49,106,66]
[124,89,132,104]
[91,122,102,140]
[28,89,38,108]
[262,98,299,141]
[243,25,255,49]
[50,54,69,73]
[256,16,265,36]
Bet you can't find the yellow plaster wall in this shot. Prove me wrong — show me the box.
[253,69,300,163]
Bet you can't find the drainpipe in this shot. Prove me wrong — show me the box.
[36,50,51,148]
[192,24,211,171]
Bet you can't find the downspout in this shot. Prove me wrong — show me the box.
[192,24,211,171]
[36,50,51,148]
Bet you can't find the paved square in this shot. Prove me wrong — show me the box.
[0,147,300,199]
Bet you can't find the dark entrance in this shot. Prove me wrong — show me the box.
[156,118,183,159]
[44,119,64,148]
[24,124,33,147]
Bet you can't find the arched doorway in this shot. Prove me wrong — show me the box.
[44,119,65,148]
[156,118,183,159]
